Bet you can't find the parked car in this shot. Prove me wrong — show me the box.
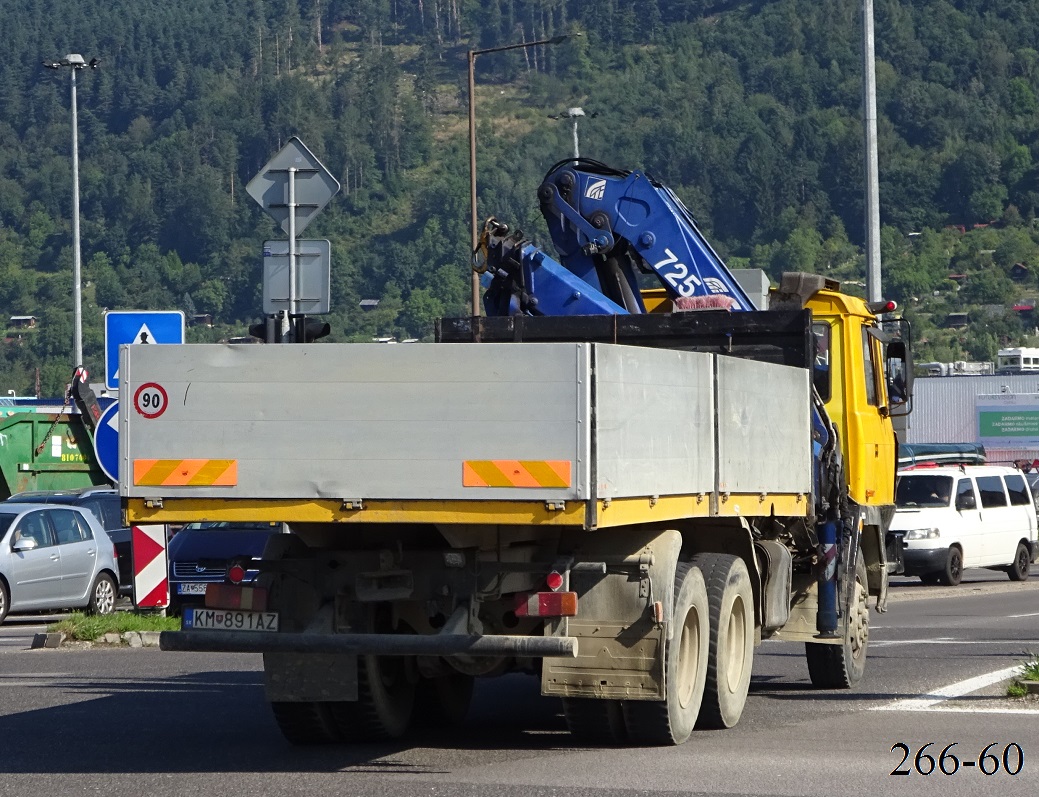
[890,465,1038,585]
[0,502,120,623]
[4,488,132,595]
[167,522,285,615]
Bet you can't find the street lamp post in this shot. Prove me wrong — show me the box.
[468,34,573,318]
[43,54,99,369]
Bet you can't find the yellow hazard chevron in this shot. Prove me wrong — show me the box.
[463,460,571,488]
[133,459,238,487]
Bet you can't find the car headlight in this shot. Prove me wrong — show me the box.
[903,528,940,540]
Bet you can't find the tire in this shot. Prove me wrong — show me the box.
[328,655,415,742]
[623,562,709,745]
[87,573,117,615]
[939,547,963,586]
[270,701,341,745]
[690,554,753,730]
[1007,542,1030,582]
[413,672,475,727]
[0,579,8,625]
[562,697,628,745]
[806,553,869,689]
[919,572,940,585]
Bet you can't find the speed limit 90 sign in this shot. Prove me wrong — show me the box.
[134,382,169,418]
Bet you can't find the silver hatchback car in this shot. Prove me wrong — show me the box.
[0,502,120,623]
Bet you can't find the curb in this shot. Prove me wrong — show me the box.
[30,632,66,649]
[31,630,164,649]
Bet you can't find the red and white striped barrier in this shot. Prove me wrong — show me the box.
[132,524,169,608]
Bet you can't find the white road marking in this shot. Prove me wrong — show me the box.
[874,665,1023,712]
[870,638,1039,647]
[1007,611,1039,618]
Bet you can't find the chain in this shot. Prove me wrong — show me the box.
[34,369,80,456]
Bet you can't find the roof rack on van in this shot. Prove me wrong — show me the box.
[898,443,986,470]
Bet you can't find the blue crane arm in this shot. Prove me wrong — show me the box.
[479,159,754,317]
[538,160,755,311]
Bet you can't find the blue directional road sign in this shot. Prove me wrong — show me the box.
[105,310,185,390]
[93,401,120,484]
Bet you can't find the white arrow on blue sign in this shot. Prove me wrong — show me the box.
[105,310,185,390]
[93,401,120,484]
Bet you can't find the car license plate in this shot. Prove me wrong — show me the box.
[178,583,209,595]
[184,608,279,632]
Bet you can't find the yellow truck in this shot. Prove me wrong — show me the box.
[121,162,910,746]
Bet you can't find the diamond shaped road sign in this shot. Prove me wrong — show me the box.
[246,137,341,236]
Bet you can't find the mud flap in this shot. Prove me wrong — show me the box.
[541,528,681,701]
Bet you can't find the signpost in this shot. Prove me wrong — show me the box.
[104,310,185,390]
[246,137,339,341]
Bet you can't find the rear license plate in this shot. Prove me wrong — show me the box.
[178,583,209,595]
[184,608,279,632]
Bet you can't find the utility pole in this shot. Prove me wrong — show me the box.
[862,0,882,302]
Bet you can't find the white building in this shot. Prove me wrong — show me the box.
[907,374,1039,465]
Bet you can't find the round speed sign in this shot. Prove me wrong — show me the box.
[134,382,169,418]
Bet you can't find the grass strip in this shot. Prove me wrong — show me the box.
[49,611,180,641]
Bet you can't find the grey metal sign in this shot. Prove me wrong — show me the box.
[262,239,331,315]
[246,137,341,236]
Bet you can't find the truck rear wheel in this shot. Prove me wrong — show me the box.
[270,701,341,745]
[329,655,415,742]
[806,553,868,689]
[692,554,754,729]
[622,562,709,745]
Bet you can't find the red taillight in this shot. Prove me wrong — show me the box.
[545,570,565,591]
[227,563,247,584]
[513,591,578,617]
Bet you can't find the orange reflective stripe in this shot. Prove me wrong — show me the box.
[133,459,238,486]
[463,460,571,488]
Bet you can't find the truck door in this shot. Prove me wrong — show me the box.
[851,325,897,507]
[839,322,897,505]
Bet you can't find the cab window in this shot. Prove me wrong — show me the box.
[811,322,831,402]
[895,475,953,508]
[861,328,878,406]
[955,479,977,510]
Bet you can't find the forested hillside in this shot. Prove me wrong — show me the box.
[3,0,1039,393]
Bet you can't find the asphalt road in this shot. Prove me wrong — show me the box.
[1,570,1037,797]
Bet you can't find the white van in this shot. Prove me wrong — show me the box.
[890,465,1038,585]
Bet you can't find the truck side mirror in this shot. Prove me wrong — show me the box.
[885,338,913,417]
[956,493,976,511]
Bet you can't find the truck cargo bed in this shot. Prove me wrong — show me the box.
[121,342,812,527]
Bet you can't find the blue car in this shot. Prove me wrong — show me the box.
[166,522,285,615]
